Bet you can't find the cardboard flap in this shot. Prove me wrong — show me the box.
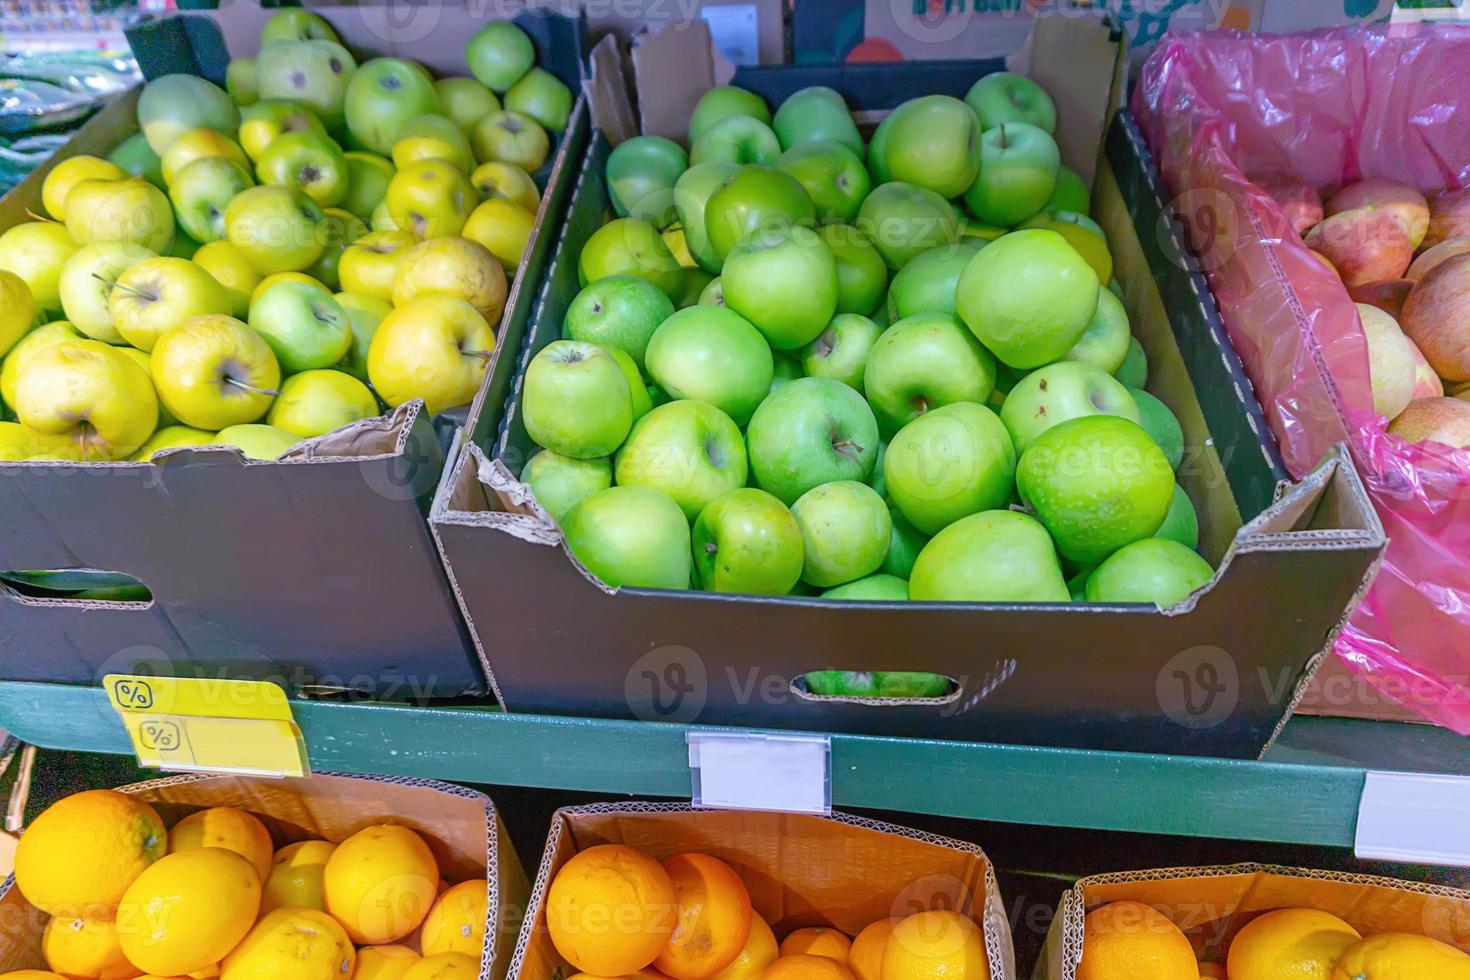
[1234,445,1383,545]
[631,19,730,142]
[1007,14,1123,184]
[584,34,638,146]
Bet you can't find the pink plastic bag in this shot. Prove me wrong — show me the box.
[1134,26,1470,731]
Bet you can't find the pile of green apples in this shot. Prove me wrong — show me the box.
[0,9,569,463]
[518,74,1213,625]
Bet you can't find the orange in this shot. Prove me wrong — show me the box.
[354,947,422,980]
[262,840,337,912]
[399,953,478,980]
[712,915,779,980]
[115,847,262,977]
[1076,902,1195,980]
[881,912,985,980]
[1227,908,1359,980]
[169,807,274,882]
[1331,933,1470,980]
[781,929,851,963]
[655,854,754,980]
[43,915,134,979]
[546,844,677,976]
[1197,966,1226,979]
[847,920,896,980]
[763,955,856,980]
[221,907,355,980]
[324,825,440,945]
[14,789,167,919]
[421,880,488,957]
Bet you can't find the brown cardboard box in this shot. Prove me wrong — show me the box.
[510,803,1017,980]
[0,772,529,980]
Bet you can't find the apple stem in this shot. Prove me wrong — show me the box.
[462,349,494,361]
[225,377,281,396]
[91,273,155,301]
[833,438,864,461]
[24,208,52,224]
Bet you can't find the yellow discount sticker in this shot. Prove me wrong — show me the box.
[104,675,309,778]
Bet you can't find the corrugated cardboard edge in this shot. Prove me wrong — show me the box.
[583,35,638,147]
[505,802,1018,980]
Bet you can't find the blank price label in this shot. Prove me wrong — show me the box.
[1356,770,1470,867]
[688,731,831,814]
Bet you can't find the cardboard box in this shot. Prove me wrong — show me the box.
[429,18,1385,757]
[0,4,587,698]
[1033,864,1470,979]
[510,803,1017,980]
[0,771,530,980]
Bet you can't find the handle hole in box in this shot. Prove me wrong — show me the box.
[1,569,153,604]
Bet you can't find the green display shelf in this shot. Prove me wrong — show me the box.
[2,680,1468,848]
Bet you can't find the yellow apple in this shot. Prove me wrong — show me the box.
[390,236,507,323]
[113,347,179,428]
[0,421,88,460]
[193,240,262,318]
[43,155,126,220]
[390,115,476,174]
[160,129,250,186]
[13,339,158,459]
[239,100,329,162]
[58,242,158,342]
[336,291,391,381]
[64,178,175,254]
[150,314,281,429]
[469,161,539,214]
[267,368,379,438]
[367,293,494,413]
[108,256,232,351]
[224,184,325,275]
[250,272,328,312]
[1,320,79,407]
[214,423,299,459]
[386,159,478,239]
[338,230,415,300]
[462,198,534,273]
[129,424,217,460]
[0,270,36,358]
[470,110,549,172]
[0,221,79,311]
[371,200,399,232]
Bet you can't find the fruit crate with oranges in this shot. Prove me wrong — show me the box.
[0,772,528,980]
[0,1,587,699]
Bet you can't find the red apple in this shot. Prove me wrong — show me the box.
[1309,249,1341,278]
[1407,236,1470,282]
[1388,396,1470,448]
[1327,178,1430,249]
[1253,173,1322,237]
[1349,279,1414,319]
[1305,208,1413,287]
[1425,187,1470,251]
[1408,336,1445,399]
[1402,252,1470,381]
[1358,303,1418,420]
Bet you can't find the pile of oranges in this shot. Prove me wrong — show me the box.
[543,844,988,980]
[1077,900,1470,980]
[1,789,489,980]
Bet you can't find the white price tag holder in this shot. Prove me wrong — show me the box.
[688,730,832,814]
[1355,770,1470,867]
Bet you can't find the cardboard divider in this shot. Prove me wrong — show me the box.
[508,803,1017,980]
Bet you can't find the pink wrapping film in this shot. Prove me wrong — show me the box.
[1133,26,1470,730]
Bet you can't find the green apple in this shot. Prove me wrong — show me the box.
[366,294,494,413]
[470,110,549,172]
[465,20,535,93]
[564,274,674,372]
[1085,538,1213,607]
[882,510,928,579]
[721,222,837,350]
[256,40,357,133]
[239,100,328,162]
[688,86,770,144]
[866,113,892,184]
[673,161,739,272]
[703,165,815,264]
[390,115,475,175]
[769,354,802,394]
[803,313,881,391]
[615,400,747,521]
[673,268,714,310]
[691,115,781,167]
[1017,415,1175,564]
[863,313,996,436]
[0,221,77,312]
[821,574,908,601]
[169,157,253,243]
[338,230,415,300]
[160,128,249,186]
[257,130,349,208]
[888,241,984,320]
[699,276,724,307]
[248,279,352,372]
[1128,387,1184,471]
[778,140,870,225]
[214,423,299,459]
[856,182,959,270]
[1,321,80,407]
[562,485,691,590]
[883,402,1015,535]
[340,152,395,221]
[265,368,377,438]
[137,74,239,154]
[579,218,682,298]
[1156,484,1198,549]
[1116,336,1148,387]
[343,58,442,155]
[818,224,887,316]
[64,178,173,254]
[1001,361,1140,453]
[225,185,325,275]
[109,256,231,351]
[791,480,891,587]
[386,159,477,240]
[150,314,281,429]
[522,449,612,522]
[523,340,633,458]
[872,95,981,199]
[1064,286,1130,374]
[909,509,1069,602]
[607,136,689,229]
[1047,165,1090,215]
[965,71,1056,133]
[305,208,368,290]
[129,425,217,460]
[772,86,862,154]
[59,243,155,342]
[964,123,1060,227]
[505,68,572,132]
[260,9,339,45]
[334,291,390,381]
[692,487,803,595]
[608,347,652,423]
[14,339,157,459]
[746,376,879,504]
[954,229,1098,369]
[436,77,500,133]
[226,58,258,106]
[1018,208,1113,284]
[108,133,164,188]
[644,306,773,426]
